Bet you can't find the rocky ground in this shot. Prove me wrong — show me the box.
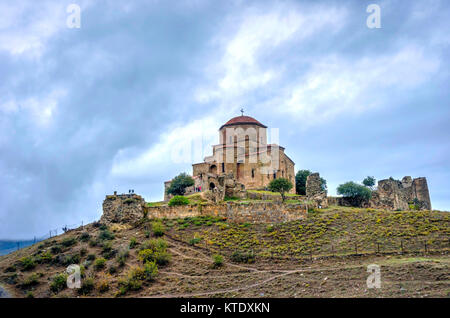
[0,207,448,298]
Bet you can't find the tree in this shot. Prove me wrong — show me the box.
[166,173,194,196]
[362,176,376,189]
[337,181,372,206]
[295,170,311,195]
[295,170,327,194]
[268,178,293,202]
[320,177,327,192]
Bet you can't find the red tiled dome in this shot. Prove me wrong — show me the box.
[219,115,267,130]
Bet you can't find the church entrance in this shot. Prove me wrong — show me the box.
[236,163,244,180]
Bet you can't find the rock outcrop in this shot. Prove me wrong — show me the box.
[101,193,146,224]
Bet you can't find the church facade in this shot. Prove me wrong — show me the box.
[163,114,296,201]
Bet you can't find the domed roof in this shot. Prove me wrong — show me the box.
[219,115,267,130]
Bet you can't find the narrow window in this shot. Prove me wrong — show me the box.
[222,162,225,173]
[273,172,276,179]
[252,169,255,178]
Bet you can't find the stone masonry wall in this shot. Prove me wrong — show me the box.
[101,193,307,224]
[146,202,307,224]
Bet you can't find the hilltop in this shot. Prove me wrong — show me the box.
[0,207,448,298]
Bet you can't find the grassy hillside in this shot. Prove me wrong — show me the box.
[0,207,448,298]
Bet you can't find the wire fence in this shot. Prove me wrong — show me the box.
[14,217,100,252]
[258,237,450,261]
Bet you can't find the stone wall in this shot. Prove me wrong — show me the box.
[146,202,307,224]
[101,193,307,224]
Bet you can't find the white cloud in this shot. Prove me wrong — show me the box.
[274,45,441,123]
[1,88,67,127]
[195,4,348,103]
[111,116,220,178]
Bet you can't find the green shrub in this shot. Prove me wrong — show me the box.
[212,254,223,268]
[129,237,137,249]
[99,224,108,231]
[168,195,189,207]
[50,273,68,293]
[61,237,77,247]
[143,261,158,281]
[20,273,40,288]
[19,256,36,271]
[80,247,87,256]
[118,263,158,295]
[78,277,94,295]
[37,251,53,263]
[108,265,117,274]
[99,230,115,241]
[63,254,80,265]
[152,222,165,237]
[79,232,90,242]
[50,245,62,254]
[87,254,96,261]
[154,251,171,266]
[231,250,255,263]
[116,247,129,267]
[265,225,274,232]
[224,196,240,201]
[26,291,34,298]
[189,237,202,245]
[4,265,16,273]
[141,238,167,251]
[138,249,154,263]
[94,258,106,270]
[101,242,117,259]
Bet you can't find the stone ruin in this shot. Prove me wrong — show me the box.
[203,172,247,203]
[369,176,432,210]
[305,172,328,208]
[326,176,432,211]
[101,193,146,224]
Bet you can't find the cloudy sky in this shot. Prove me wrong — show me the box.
[1,0,449,239]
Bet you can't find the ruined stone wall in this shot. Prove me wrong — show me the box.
[369,176,432,210]
[412,177,432,210]
[101,194,307,224]
[146,202,307,224]
[305,172,328,208]
[306,173,324,196]
[101,194,146,224]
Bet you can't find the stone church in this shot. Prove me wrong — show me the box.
[164,114,295,200]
